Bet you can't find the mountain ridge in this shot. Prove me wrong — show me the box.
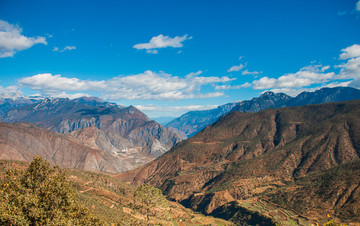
[0,97,182,172]
[166,87,360,138]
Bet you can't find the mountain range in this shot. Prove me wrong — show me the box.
[117,100,360,224]
[0,96,42,116]
[166,87,360,137]
[0,97,182,172]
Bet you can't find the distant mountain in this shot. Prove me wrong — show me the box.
[117,100,360,224]
[151,117,176,126]
[0,96,42,116]
[1,97,182,172]
[285,86,360,106]
[166,103,237,137]
[166,87,360,138]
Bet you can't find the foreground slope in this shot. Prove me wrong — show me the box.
[0,159,231,225]
[117,100,360,224]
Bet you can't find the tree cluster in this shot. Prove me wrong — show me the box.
[0,156,104,225]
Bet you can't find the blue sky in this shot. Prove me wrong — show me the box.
[1,0,360,118]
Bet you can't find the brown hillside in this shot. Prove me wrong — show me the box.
[0,122,135,173]
[116,100,360,224]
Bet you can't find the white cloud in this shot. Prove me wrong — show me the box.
[0,20,47,58]
[146,49,158,54]
[105,70,230,100]
[135,104,219,112]
[215,82,251,90]
[53,46,76,52]
[339,44,360,60]
[337,44,360,80]
[50,91,91,99]
[18,73,107,92]
[136,104,220,118]
[133,34,191,53]
[357,0,360,11]
[242,69,261,75]
[267,87,320,97]
[338,57,360,79]
[252,65,335,90]
[227,64,245,72]
[18,71,232,101]
[0,85,23,99]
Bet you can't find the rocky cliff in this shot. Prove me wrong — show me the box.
[0,122,131,173]
[1,97,182,172]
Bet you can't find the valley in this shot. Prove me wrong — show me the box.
[0,89,359,225]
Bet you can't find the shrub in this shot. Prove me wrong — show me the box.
[0,156,104,225]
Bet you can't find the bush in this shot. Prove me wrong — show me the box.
[133,183,171,223]
[0,156,104,225]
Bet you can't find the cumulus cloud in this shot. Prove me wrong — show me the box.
[337,44,360,80]
[53,46,76,52]
[0,85,23,98]
[18,73,107,92]
[0,20,47,58]
[338,57,360,79]
[105,70,230,100]
[133,34,191,53]
[250,44,360,94]
[18,71,232,101]
[339,44,360,60]
[252,65,335,90]
[227,64,245,72]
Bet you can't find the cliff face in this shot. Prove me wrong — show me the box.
[1,97,183,172]
[0,122,132,173]
[117,100,360,224]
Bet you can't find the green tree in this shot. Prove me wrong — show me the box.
[0,156,104,225]
[133,183,171,224]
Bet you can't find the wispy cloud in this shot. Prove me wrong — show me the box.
[0,20,47,58]
[135,104,219,112]
[214,82,251,90]
[133,34,191,54]
[227,64,245,72]
[357,0,360,11]
[242,69,261,75]
[53,46,76,52]
[18,70,233,101]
